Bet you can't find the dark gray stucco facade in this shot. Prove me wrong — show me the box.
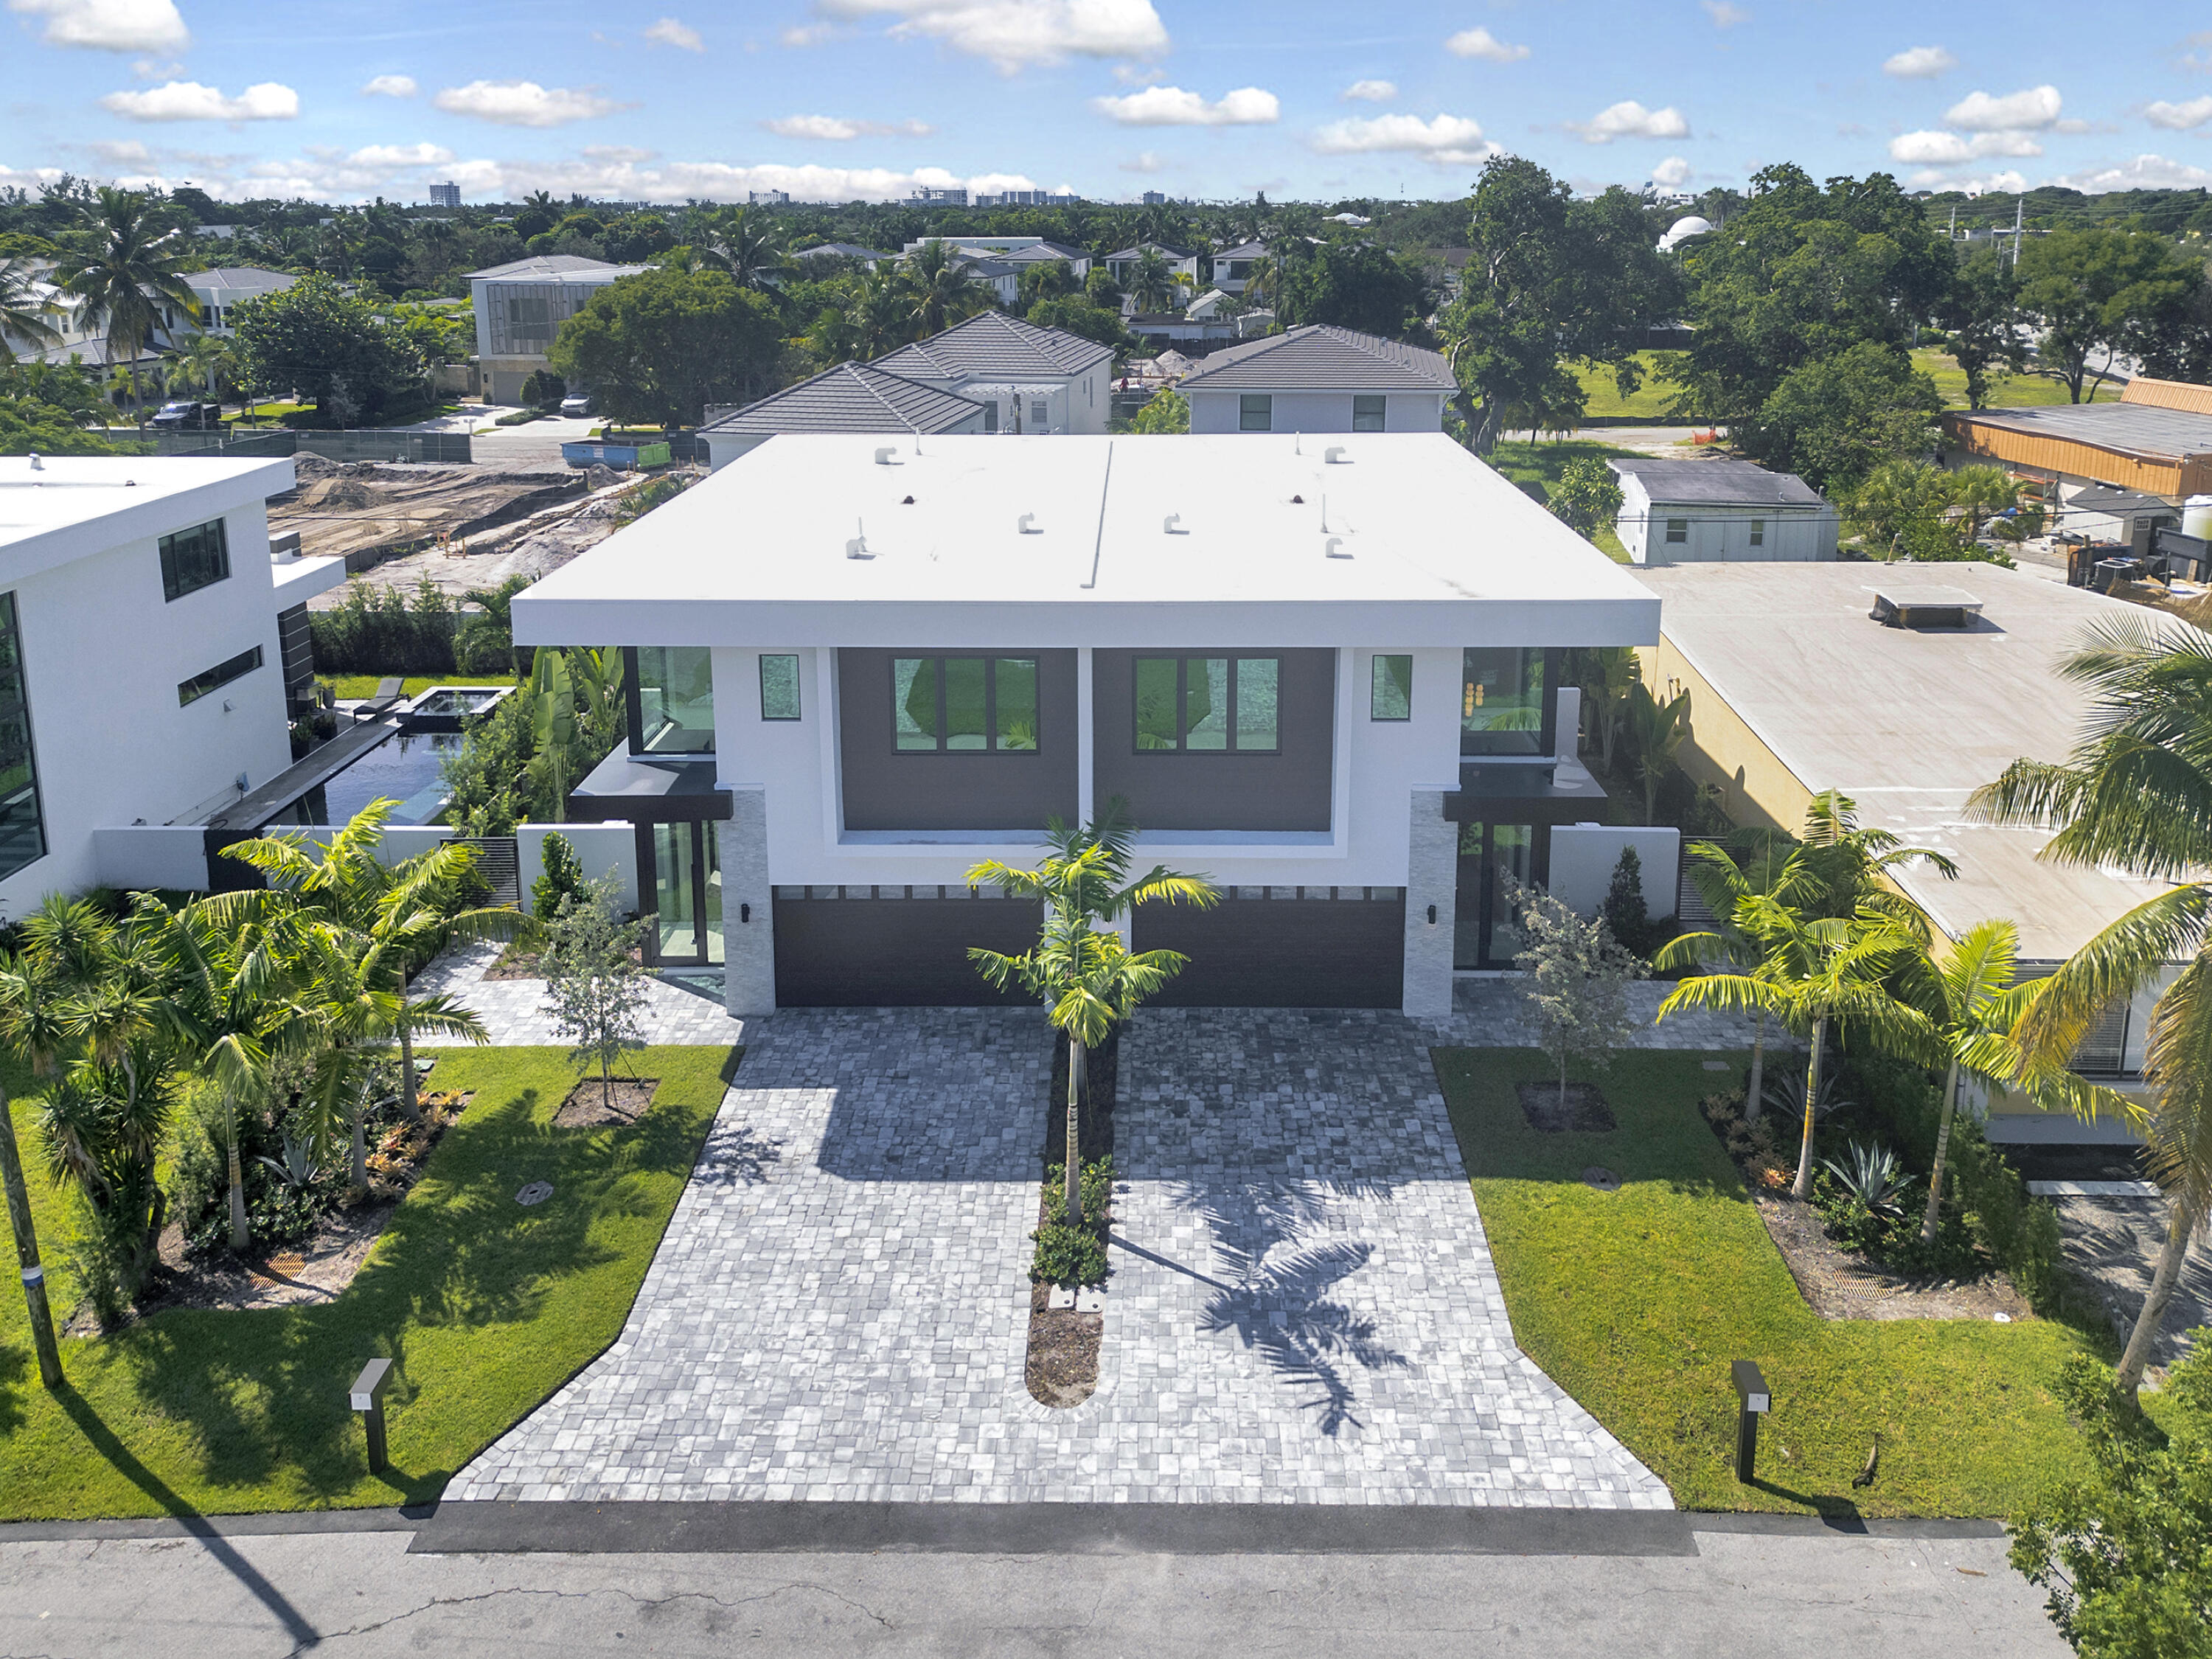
[1092,648,1336,832]
[838,648,1080,830]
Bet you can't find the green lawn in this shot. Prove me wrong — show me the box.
[0,1043,737,1520]
[1910,349,2120,409]
[318,672,523,700]
[1433,1046,2104,1517]
[1566,352,1683,422]
[1484,439,1637,563]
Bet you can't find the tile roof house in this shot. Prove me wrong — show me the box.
[1104,243,1201,288]
[1210,240,1269,292]
[793,242,891,265]
[870,312,1116,434]
[1606,457,1838,566]
[1177,325,1456,434]
[698,361,990,468]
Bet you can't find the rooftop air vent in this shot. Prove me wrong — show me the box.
[1871,584,1982,629]
[873,446,897,465]
[1324,446,1347,465]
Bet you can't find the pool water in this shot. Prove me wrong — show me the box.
[285,730,462,828]
[410,688,502,717]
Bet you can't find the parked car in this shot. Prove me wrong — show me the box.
[148,400,223,431]
[560,392,598,417]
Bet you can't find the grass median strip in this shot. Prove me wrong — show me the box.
[0,1044,737,1521]
[1433,1046,2101,1517]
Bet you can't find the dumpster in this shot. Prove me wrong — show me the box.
[560,439,672,471]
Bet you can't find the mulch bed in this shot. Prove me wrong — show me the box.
[1514,1080,1618,1133]
[1026,1281,1104,1408]
[1752,1189,2034,1323]
[554,1077,659,1128]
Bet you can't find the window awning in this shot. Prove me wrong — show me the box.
[1443,761,1613,826]
[566,751,731,824]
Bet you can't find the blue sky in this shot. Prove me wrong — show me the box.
[4,0,2210,206]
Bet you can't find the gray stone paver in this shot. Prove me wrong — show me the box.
[449,1005,1690,1509]
[413,940,745,1048]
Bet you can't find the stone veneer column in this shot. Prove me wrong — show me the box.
[1402,788,1458,1019]
[719,787,775,1017]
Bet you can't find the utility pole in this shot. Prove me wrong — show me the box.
[2011,196,2024,270]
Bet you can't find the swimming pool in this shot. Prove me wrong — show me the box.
[279,728,462,828]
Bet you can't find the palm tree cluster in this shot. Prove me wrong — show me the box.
[0,801,517,1378]
[49,187,201,422]
[802,237,997,364]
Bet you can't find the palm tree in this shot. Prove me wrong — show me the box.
[0,948,71,1386]
[53,187,201,426]
[845,271,910,359]
[1125,248,1188,314]
[1654,837,1797,1121]
[968,801,1215,1225]
[696,206,793,293]
[163,330,236,404]
[1969,613,2212,1401]
[0,256,65,362]
[899,240,991,339]
[1621,682,1691,824]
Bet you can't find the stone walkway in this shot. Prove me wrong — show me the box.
[1443,978,1778,1051]
[413,941,744,1048]
[449,1007,1675,1509]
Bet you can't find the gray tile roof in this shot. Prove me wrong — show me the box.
[1946,400,2212,463]
[699,361,987,437]
[465,254,648,282]
[795,243,890,261]
[1213,240,1268,261]
[871,311,1114,381]
[1176,324,1455,393]
[185,266,296,293]
[1105,243,1197,262]
[1607,456,1827,508]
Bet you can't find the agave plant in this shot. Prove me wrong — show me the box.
[1820,1140,1911,1215]
[255,1128,319,1192]
[1761,1066,1854,1128]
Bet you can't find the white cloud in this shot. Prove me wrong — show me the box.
[8,0,186,52]
[1905,167,2029,195]
[1882,44,1955,78]
[1567,100,1691,143]
[779,21,838,46]
[2053,153,2212,192]
[1702,1,1749,27]
[762,114,933,139]
[1119,150,1164,173]
[100,80,299,121]
[1652,154,1692,186]
[1444,25,1528,62]
[818,0,1168,73]
[361,74,417,98]
[432,80,627,127]
[1889,129,2042,162]
[345,142,453,167]
[87,136,151,163]
[1092,85,1279,126]
[2148,96,2212,131]
[1342,79,1397,102]
[1310,112,1498,166]
[1945,84,2062,131]
[644,16,703,51]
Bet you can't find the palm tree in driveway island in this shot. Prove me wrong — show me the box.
[967,800,1215,1228]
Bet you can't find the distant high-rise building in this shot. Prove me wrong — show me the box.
[428,182,462,209]
[1141,190,1166,206]
[748,189,791,206]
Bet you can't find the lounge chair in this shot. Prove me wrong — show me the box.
[354,676,406,720]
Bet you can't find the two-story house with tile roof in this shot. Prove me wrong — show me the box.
[1177,326,1458,435]
[869,313,1115,436]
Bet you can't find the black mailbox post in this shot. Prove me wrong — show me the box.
[350,1357,395,1474]
[1731,1360,1770,1483]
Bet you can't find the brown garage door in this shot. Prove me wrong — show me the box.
[772,886,1046,1006]
[1133,887,1405,1008]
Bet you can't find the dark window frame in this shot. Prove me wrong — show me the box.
[759,653,801,720]
[890,654,1041,755]
[159,517,231,602]
[1131,654,1283,754]
[1238,394,1273,432]
[0,591,49,882]
[1352,394,1386,434]
[178,644,262,706]
[623,644,717,756]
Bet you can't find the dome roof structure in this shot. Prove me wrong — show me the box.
[1658,215,1714,253]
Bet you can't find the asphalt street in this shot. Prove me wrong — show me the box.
[0,1512,2067,1658]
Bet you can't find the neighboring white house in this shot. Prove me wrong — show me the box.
[869,312,1115,436]
[1178,325,1456,435]
[698,361,989,470]
[512,432,1662,1014]
[467,254,650,406]
[0,455,346,917]
[155,266,298,341]
[1104,243,1202,289]
[1607,457,1839,566]
[902,236,1091,283]
[1210,240,1269,293]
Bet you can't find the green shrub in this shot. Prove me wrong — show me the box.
[532,830,586,919]
[307,577,459,675]
[1041,1157,1114,1232]
[1951,1121,2065,1309]
[1030,1222,1110,1288]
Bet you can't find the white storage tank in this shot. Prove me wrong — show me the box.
[2185,494,2212,542]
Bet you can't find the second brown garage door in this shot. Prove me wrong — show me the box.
[1133,887,1405,1008]
[771,886,1046,1006]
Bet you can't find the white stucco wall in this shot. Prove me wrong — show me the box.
[1,493,295,920]
[1549,824,1681,921]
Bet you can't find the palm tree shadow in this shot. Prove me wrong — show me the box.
[1172,1177,1409,1436]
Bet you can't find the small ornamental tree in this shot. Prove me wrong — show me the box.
[1129,389,1189,434]
[532,831,588,922]
[1509,881,1642,1113]
[540,874,649,1113]
[1548,456,1624,539]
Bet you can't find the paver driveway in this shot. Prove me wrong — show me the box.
[449,1006,1670,1509]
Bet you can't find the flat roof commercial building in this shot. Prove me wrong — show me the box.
[1941,377,2212,502]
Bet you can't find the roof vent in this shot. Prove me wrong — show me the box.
[1871,584,1981,629]
[1324,537,1349,560]
[901,495,914,504]
[1324,446,1347,465]
[1290,493,1304,504]
[1018,512,1040,535]
[873,445,898,465]
[1164,512,1184,535]
[846,517,872,559]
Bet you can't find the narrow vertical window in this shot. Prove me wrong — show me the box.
[943,656,988,750]
[1371,655,1412,720]
[1239,394,1272,432]
[0,592,47,881]
[1748,519,1765,547]
[995,657,1038,750]
[894,657,938,750]
[759,653,801,720]
[1186,658,1229,750]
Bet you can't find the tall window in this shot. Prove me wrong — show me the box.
[1663,518,1689,544]
[1461,647,1543,756]
[893,656,1037,751]
[1352,394,1386,433]
[633,646,714,753]
[1748,519,1765,547]
[1371,655,1412,720]
[160,518,230,602]
[1134,656,1279,752]
[178,644,262,706]
[1239,394,1273,432]
[0,593,47,882]
[759,653,801,720]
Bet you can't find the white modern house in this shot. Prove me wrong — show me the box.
[698,361,989,469]
[467,254,650,405]
[869,313,1115,436]
[1608,457,1839,566]
[0,455,346,918]
[1177,326,1457,435]
[156,266,298,340]
[512,432,1661,1015]
[1104,243,1202,289]
[1210,240,1269,293]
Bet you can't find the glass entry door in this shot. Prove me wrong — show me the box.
[647,821,723,967]
[1454,821,1531,970]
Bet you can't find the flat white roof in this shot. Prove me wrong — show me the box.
[1641,560,2180,959]
[0,455,296,585]
[515,433,1660,650]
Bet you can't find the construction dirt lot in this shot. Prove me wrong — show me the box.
[277,454,701,609]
